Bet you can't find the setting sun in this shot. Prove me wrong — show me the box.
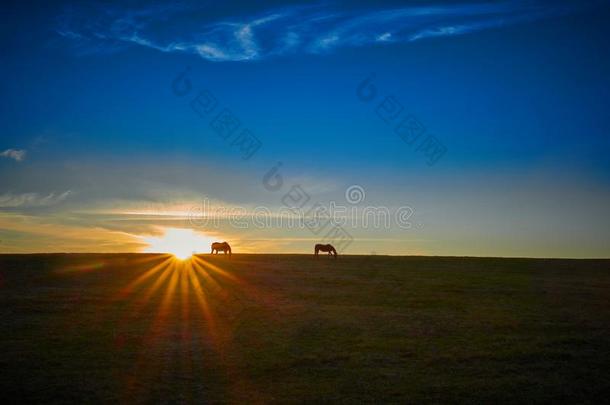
[143,228,216,259]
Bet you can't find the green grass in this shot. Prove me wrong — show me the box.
[1,254,609,403]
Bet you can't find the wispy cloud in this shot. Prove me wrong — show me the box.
[0,191,71,208]
[1,149,26,162]
[56,1,599,62]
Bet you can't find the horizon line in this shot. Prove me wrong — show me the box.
[1,252,609,260]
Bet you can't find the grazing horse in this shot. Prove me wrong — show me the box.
[211,241,232,257]
[315,243,337,258]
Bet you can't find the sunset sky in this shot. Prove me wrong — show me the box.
[1,0,610,257]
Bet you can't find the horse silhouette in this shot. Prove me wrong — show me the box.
[211,241,232,257]
[315,243,337,258]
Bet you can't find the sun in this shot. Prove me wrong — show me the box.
[143,228,217,260]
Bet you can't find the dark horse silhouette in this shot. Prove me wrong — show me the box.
[211,241,232,257]
[315,243,337,258]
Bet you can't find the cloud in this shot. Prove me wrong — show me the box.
[0,191,71,208]
[0,212,146,253]
[1,149,26,162]
[56,1,599,62]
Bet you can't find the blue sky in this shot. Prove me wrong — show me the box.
[1,0,610,256]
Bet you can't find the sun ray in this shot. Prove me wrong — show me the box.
[187,264,215,328]
[158,261,180,318]
[191,262,226,297]
[128,258,176,319]
[192,255,240,283]
[117,255,174,299]
[54,261,106,274]
[127,253,173,266]
[116,247,263,400]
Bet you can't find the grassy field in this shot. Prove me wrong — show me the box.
[1,254,609,403]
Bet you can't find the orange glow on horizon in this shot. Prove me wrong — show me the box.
[143,228,217,260]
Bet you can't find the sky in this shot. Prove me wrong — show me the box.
[1,0,610,257]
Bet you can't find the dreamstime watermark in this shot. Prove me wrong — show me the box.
[262,164,357,252]
[345,184,365,204]
[188,185,415,231]
[171,68,420,254]
[171,67,356,253]
[356,73,448,166]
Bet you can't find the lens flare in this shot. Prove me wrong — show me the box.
[143,228,216,260]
